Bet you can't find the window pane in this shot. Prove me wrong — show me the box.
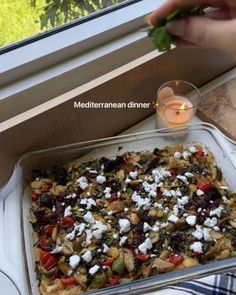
[0,0,132,48]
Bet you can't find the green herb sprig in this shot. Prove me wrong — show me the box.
[147,7,204,52]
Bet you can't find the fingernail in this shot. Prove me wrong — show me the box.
[166,19,186,36]
[145,15,152,26]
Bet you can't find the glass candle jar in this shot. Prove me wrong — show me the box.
[156,80,201,128]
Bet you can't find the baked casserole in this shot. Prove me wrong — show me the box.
[30,144,236,295]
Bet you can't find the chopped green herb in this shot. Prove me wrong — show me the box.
[147,7,204,52]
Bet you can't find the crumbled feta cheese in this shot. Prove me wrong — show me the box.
[152,225,159,232]
[154,203,163,209]
[83,211,95,224]
[188,146,198,154]
[119,219,131,233]
[72,193,77,198]
[138,238,152,254]
[64,205,72,217]
[89,265,100,275]
[129,171,138,179]
[182,151,191,160]
[96,175,106,184]
[131,192,151,210]
[203,228,212,241]
[92,221,107,239]
[52,206,56,212]
[69,255,80,269]
[209,206,224,218]
[222,196,229,203]
[103,187,112,199]
[103,244,110,253]
[124,207,129,212]
[174,151,182,159]
[197,208,202,213]
[143,222,152,233]
[142,181,158,198]
[190,241,203,253]
[125,178,132,184]
[213,226,220,231]
[186,215,197,226]
[172,204,179,216]
[80,198,96,210]
[185,172,194,178]
[119,236,128,246]
[176,188,182,197]
[168,214,179,223]
[177,175,189,185]
[51,246,63,254]
[152,168,171,179]
[204,217,218,228]
[178,196,189,206]
[83,229,93,246]
[82,250,92,262]
[77,176,89,190]
[196,189,205,196]
[163,190,172,197]
[89,169,97,174]
[76,223,86,236]
[113,233,118,239]
[192,227,203,240]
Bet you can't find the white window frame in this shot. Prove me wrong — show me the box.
[0,0,165,120]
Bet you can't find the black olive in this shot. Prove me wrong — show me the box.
[100,156,123,172]
[170,232,184,251]
[231,236,236,249]
[32,169,48,180]
[52,166,68,185]
[40,193,53,208]
[153,148,161,156]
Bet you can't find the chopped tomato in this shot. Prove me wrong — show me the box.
[60,216,74,228]
[110,193,119,202]
[170,168,178,176]
[197,180,212,194]
[44,224,56,235]
[107,276,120,286]
[136,254,150,262]
[102,258,114,267]
[193,252,201,259]
[195,150,205,158]
[39,236,50,251]
[51,268,60,280]
[61,277,78,287]
[169,254,184,266]
[32,192,39,202]
[40,250,58,271]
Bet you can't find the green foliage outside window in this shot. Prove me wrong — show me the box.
[0,0,125,47]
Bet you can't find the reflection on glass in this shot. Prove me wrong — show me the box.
[0,0,128,48]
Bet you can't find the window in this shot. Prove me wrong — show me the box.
[0,0,139,52]
[0,0,166,121]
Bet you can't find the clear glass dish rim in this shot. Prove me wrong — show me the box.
[15,122,236,166]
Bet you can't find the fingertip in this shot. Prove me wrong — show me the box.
[147,12,158,26]
[145,15,152,26]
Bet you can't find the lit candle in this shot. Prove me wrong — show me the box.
[158,95,193,127]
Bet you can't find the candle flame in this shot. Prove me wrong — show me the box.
[179,103,186,111]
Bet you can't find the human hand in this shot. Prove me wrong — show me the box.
[148,0,236,57]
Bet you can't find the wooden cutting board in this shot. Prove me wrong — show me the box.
[197,77,236,140]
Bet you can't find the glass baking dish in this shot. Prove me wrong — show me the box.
[1,122,236,295]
